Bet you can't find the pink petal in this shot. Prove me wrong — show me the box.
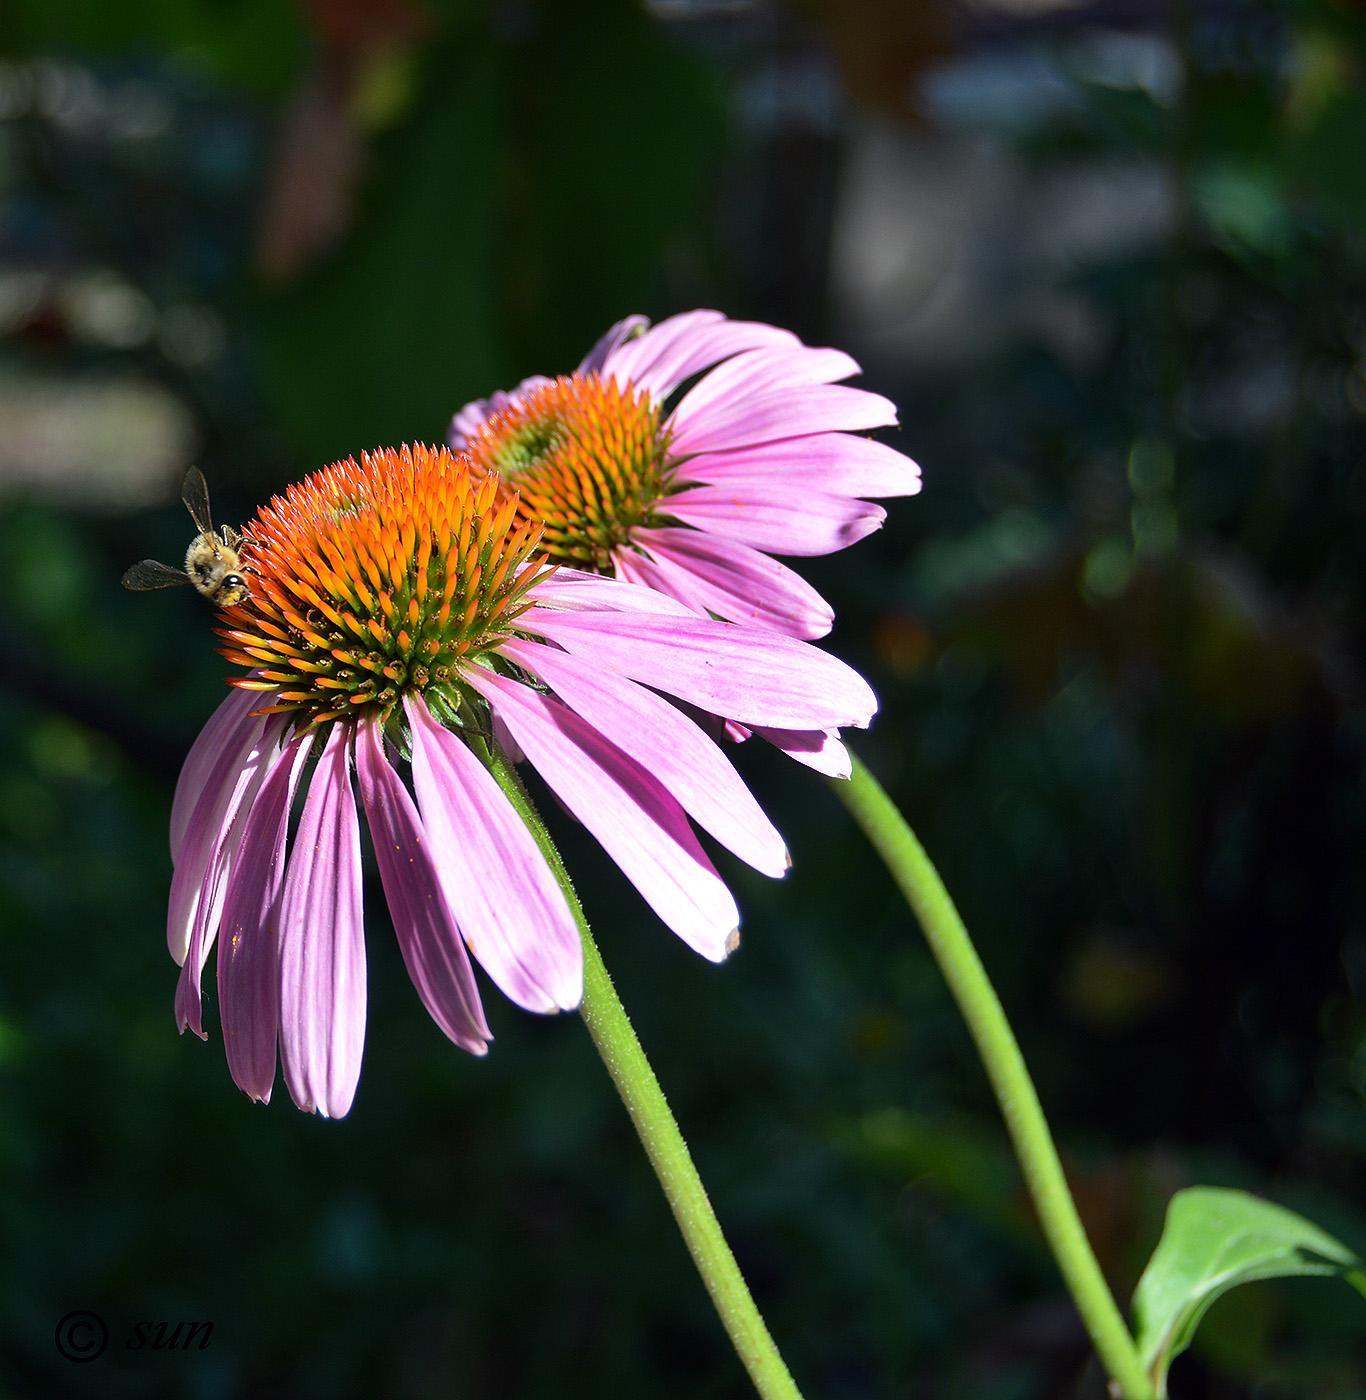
[405,694,582,1014]
[355,716,491,1054]
[176,775,275,1041]
[174,914,212,1041]
[492,710,523,765]
[626,527,835,639]
[501,637,789,878]
[752,726,852,778]
[575,314,650,375]
[168,711,282,966]
[277,723,367,1118]
[447,375,553,450]
[664,484,886,557]
[215,733,313,1103]
[529,565,696,617]
[713,718,850,776]
[469,668,740,962]
[669,384,897,457]
[518,603,877,731]
[170,685,261,864]
[603,310,799,402]
[664,345,861,423]
[677,432,922,498]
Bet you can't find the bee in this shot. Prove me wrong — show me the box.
[121,466,253,607]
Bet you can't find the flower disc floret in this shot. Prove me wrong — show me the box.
[449,310,920,778]
[449,310,920,650]
[460,373,670,571]
[219,444,547,723]
[161,437,880,1119]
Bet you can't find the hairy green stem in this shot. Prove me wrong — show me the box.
[484,744,804,1400]
[830,752,1153,1400]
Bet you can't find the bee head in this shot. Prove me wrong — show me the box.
[218,575,251,607]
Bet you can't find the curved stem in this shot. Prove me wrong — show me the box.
[484,744,805,1400]
[830,752,1153,1400]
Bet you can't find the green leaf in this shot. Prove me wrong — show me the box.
[1132,1186,1366,1397]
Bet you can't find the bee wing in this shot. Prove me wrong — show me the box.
[181,466,215,538]
[122,559,192,591]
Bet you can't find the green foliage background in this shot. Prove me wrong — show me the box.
[0,1,1364,1397]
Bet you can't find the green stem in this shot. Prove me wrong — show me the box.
[830,752,1153,1400]
[484,744,804,1400]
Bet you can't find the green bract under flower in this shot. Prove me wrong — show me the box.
[218,444,548,724]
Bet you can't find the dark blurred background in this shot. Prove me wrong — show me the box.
[1,0,1364,1396]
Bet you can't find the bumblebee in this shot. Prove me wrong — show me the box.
[122,467,252,607]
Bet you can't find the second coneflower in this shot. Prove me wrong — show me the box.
[449,309,918,775]
[170,443,875,1117]
[448,309,921,637]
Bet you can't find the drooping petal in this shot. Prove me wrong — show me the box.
[469,668,740,962]
[405,694,582,1014]
[354,716,491,1054]
[174,721,289,1038]
[529,565,698,617]
[669,383,898,457]
[575,314,650,376]
[501,637,789,878]
[174,722,292,1041]
[216,732,313,1103]
[714,718,851,776]
[520,602,877,730]
[621,527,836,639]
[602,309,799,402]
[277,723,367,1118]
[168,711,281,966]
[182,745,277,1002]
[678,433,922,499]
[174,913,213,1041]
[752,726,852,778]
[170,684,262,864]
[663,485,886,557]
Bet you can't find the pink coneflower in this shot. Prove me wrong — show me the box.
[448,309,918,775]
[169,444,875,1116]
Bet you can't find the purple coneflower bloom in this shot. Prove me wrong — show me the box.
[169,444,875,1116]
[448,309,918,775]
